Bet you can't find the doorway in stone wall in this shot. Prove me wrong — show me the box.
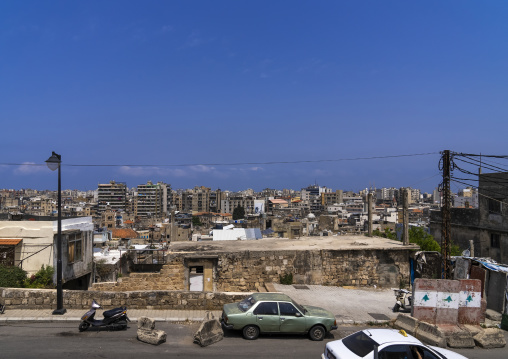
[189,266,204,291]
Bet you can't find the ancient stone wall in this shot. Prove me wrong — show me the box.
[214,248,410,291]
[92,247,411,293]
[0,287,247,310]
[92,259,185,292]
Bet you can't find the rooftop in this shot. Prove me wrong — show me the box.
[169,235,419,254]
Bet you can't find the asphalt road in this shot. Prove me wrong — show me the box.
[0,322,506,359]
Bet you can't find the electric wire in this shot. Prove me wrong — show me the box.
[0,152,440,168]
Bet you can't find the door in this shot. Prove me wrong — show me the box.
[0,245,15,266]
[279,302,307,333]
[253,302,280,332]
[189,266,204,291]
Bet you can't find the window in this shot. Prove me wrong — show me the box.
[253,302,279,316]
[279,302,301,316]
[68,232,83,263]
[379,345,410,359]
[491,233,500,249]
[488,198,502,214]
[411,346,440,359]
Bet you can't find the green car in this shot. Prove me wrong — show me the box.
[221,293,337,341]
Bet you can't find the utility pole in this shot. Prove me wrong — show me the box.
[441,150,452,279]
[402,188,409,246]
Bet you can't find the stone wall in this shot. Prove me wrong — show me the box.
[0,287,248,310]
[214,248,410,291]
[92,247,412,293]
[92,259,185,292]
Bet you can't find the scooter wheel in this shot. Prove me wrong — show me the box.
[392,303,400,313]
[79,321,90,332]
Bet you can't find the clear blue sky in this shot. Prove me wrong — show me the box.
[1,1,507,193]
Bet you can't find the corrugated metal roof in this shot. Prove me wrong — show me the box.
[0,239,22,245]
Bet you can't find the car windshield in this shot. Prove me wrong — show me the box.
[292,300,307,314]
[237,296,257,312]
[342,331,379,357]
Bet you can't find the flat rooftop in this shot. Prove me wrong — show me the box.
[169,235,419,254]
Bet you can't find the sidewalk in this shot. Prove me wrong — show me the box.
[0,285,399,324]
[0,309,222,323]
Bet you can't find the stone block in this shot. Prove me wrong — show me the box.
[439,325,475,348]
[485,309,502,322]
[415,321,446,348]
[393,313,420,336]
[473,328,506,349]
[137,329,167,345]
[137,316,156,330]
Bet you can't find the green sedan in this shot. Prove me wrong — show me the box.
[221,293,337,341]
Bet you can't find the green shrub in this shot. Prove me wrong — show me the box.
[24,265,55,289]
[279,273,293,285]
[0,264,27,288]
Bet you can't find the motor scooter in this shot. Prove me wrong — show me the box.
[79,299,130,332]
[0,303,5,314]
[392,288,412,312]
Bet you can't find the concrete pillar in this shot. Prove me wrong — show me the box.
[435,279,460,325]
[402,188,409,245]
[413,278,438,324]
[458,279,482,325]
[170,208,177,243]
[368,193,373,236]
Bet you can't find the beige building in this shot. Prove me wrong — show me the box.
[0,217,94,289]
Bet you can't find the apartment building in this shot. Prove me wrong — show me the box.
[135,181,171,219]
[97,181,128,214]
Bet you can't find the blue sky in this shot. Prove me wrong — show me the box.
[1,1,507,193]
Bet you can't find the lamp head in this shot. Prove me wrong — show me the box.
[45,151,61,171]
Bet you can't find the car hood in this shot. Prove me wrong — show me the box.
[429,346,468,359]
[303,305,334,318]
[223,302,244,316]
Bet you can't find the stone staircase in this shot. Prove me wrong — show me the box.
[92,262,185,292]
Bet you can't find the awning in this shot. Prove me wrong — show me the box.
[0,239,22,246]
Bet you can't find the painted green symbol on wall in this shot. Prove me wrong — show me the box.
[422,294,430,302]
[467,295,472,303]
[444,296,453,303]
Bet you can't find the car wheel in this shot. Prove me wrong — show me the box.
[393,303,400,312]
[242,325,260,340]
[309,325,326,341]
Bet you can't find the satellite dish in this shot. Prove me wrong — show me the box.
[462,249,471,257]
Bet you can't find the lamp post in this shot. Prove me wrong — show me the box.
[46,151,66,315]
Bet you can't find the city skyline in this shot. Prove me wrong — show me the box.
[1,2,507,192]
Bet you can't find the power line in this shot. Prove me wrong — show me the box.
[0,152,440,168]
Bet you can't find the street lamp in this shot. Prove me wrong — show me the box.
[46,151,66,315]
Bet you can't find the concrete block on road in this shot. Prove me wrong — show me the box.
[415,321,446,348]
[462,324,482,337]
[393,313,419,336]
[137,329,167,345]
[439,325,475,348]
[193,311,223,347]
[485,309,502,322]
[473,328,506,349]
[137,316,155,330]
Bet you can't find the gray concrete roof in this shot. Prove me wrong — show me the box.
[169,235,419,254]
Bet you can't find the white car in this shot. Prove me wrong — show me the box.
[321,329,468,359]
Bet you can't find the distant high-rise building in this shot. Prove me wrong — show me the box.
[97,181,128,214]
[135,181,171,219]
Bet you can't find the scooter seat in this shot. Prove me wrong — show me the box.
[103,307,125,318]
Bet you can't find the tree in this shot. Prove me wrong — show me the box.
[372,228,397,240]
[232,205,245,220]
[0,264,27,288]
[24,265,55,289]
[192,216,202,227]
[408,227,441,252]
